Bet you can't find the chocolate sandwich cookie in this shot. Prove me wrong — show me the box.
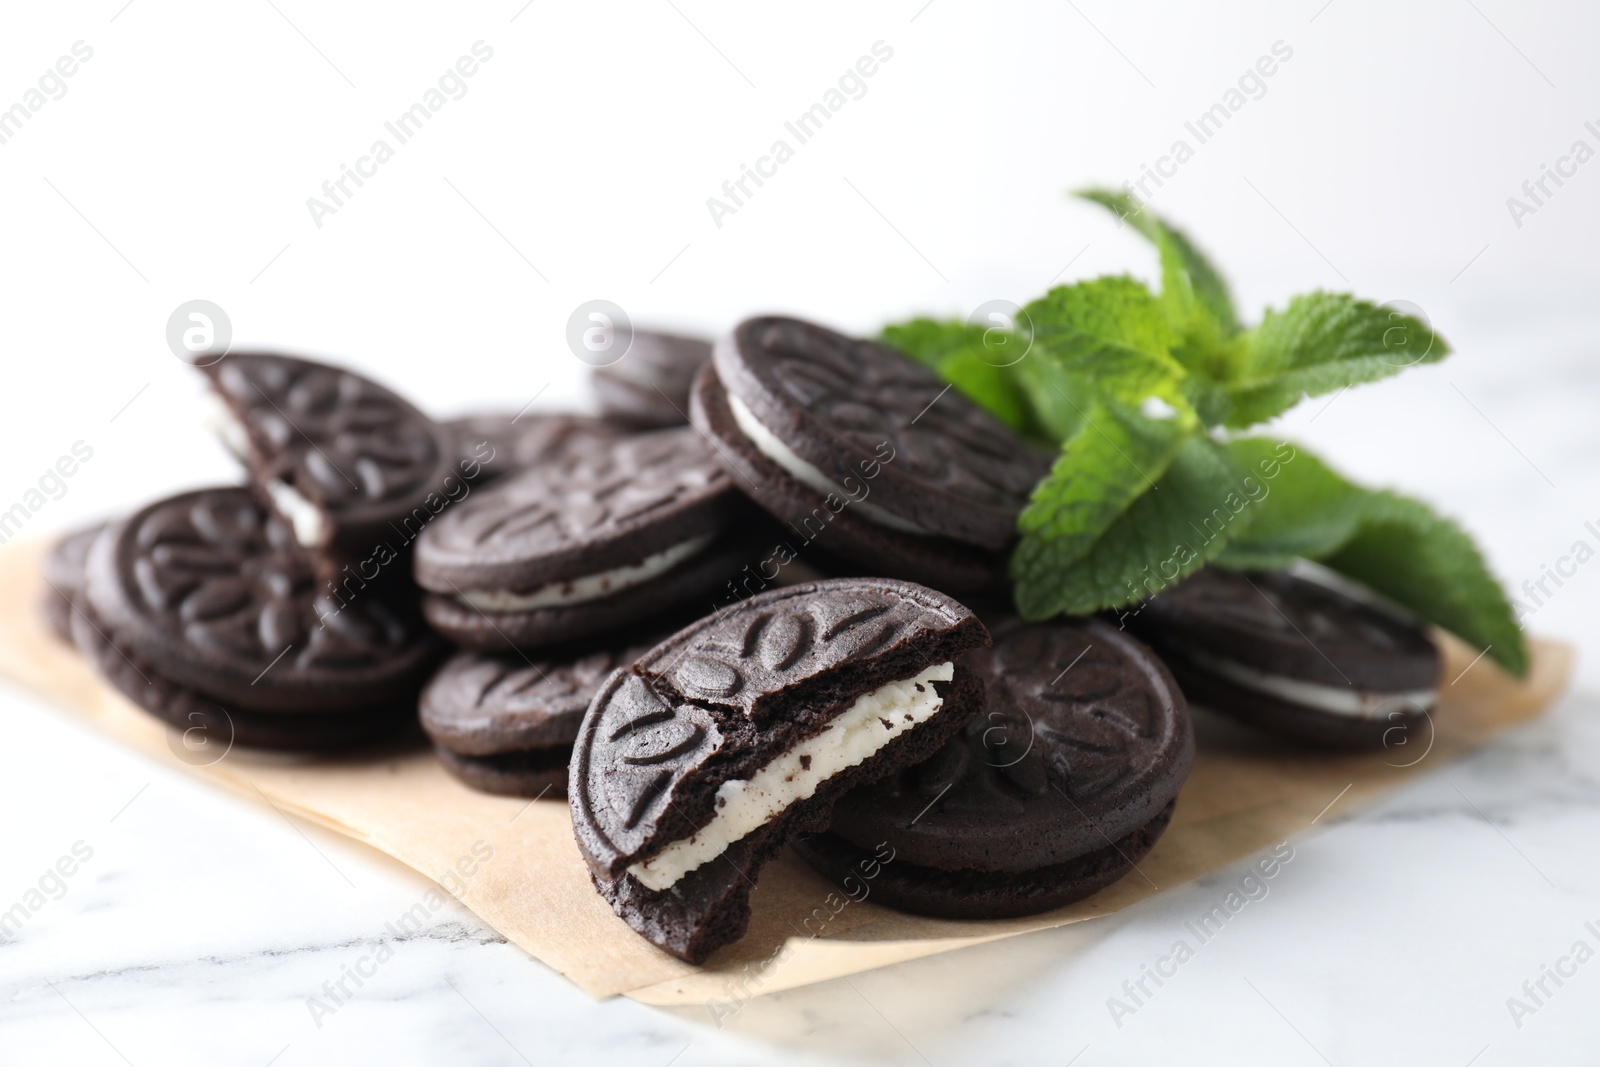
[81,487,439,749]
[794,615,1192,919]
[444,412,632,483]
[203,353,460,561]
[70,606,412,749]
[41,521,107,641]
[1127,567,1440,750]
[591,330,711,428]
[570,578,990,963]
[444,414,526,483]
[421,638,655,796]
[414,426,749,652]
[690,317,1049,593]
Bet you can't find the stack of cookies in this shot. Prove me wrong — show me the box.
[43,316,1442,965]
[49,355,459,754]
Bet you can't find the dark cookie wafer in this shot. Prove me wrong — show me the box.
[797,800,1175,920]
[417,426,736,591]
[423,645,648,755]
[204,353,458,559]
[570,578,990,963]
[591,330,712,428]
[707,316,1049,551]
[444,414,525,483]
[415,426,748,652]
[71,602,411,750]
[795,615,1192,918]
[691,361,1004,593]
[84,487,439,720]
[444,412,631,483]
[421,639,656,796]
[41,521,107,642]
[434,745,572,797]
[1128,567,1440,750]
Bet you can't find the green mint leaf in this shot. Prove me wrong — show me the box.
[1075,186,1164,243]
[1225,293,1450,428]
[1013,435,1249,618]
[937,347,1039,437]
[1007,365,1088,441]
[878,318,988,370]
[879,319,1038,437]
[1214,439,1527,676]
[1015,399,1195,578]
[1020,277,1192,411]
[1181,373,1235,429]
[1075,187,1240,337]
[1212,438,1362,568]
[1029,336,1191,413]
[1324,493,1527,677]
[1024,275,1177,355]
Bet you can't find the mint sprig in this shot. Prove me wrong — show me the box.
[879,188,1529,676]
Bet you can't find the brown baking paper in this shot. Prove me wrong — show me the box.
[0,538,1573,1006]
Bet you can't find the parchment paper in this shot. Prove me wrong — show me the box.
[0,538,1572,1006]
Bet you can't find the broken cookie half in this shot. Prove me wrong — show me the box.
[569,577,989,963]
[201,352,459,568]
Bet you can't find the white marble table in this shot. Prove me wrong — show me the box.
[2,317,1597,1066]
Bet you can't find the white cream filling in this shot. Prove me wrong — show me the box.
[628,660,954,892]
[201,392,252,463]
[457,533,715,613]
[1186,649,1437,719]
[726,392,930,537]
[204,393,328,550]
[265,480,329,549]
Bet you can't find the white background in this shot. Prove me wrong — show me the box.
[2,1,1599,1064]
